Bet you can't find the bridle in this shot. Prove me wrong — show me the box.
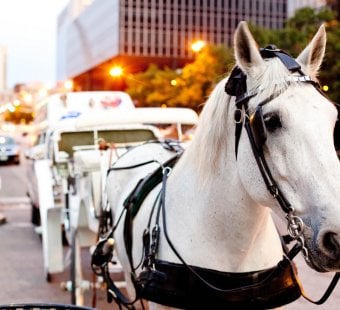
[225,45,340,303]
[225,47,311,261]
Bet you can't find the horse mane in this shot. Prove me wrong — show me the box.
[185,57,310,182]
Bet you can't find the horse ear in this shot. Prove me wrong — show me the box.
[234,21,264,74]
[296,24,326,77]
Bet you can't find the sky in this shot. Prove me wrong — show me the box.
[0,0,69,89]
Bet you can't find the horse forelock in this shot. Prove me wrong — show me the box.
[247,57,305,106]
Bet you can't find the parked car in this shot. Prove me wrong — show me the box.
[0,135,20,164]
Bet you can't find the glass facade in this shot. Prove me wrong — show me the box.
[119,0,287,59]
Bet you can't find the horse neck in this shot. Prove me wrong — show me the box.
[166,143,284,272]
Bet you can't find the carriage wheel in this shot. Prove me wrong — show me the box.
[70,228,85,305]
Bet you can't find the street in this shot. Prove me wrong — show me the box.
[0,152,115,309]
[0,151,339,309]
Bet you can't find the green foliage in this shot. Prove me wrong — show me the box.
[319,20,340,105]
[250,7,340,107]
[4,109,33,124]
[126,64,179,107]
[125,45,233,111]
[249,7,335,56]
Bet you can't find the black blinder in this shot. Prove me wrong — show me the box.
[249,106,267,152]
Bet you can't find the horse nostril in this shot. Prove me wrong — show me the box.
[322,232,340,259]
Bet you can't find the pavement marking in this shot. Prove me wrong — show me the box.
[5,221,33,228]
[0,196,30,206]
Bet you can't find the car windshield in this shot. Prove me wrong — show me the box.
[0,136,15,145]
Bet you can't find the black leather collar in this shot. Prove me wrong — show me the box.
[137,258,301,309]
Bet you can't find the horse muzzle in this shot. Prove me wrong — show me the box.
[304,228,340,272]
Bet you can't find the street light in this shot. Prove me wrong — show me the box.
[64,79,74,91]
[109,65,123,77]
[191,40,206,53]
[170,79,177,86]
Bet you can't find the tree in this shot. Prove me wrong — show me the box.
[172,45,233,111]
[250,7,340,105]
[125,45,233,111]
[250,7,340,148]
[250,8,335,55]
[126,64,178,107]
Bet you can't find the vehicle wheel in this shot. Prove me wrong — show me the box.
[70,228,84,305]
[13,156,20,165]
[62,225,70,246]
[31,204,41,226]
[45,270,51,282]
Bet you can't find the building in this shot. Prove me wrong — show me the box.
[57,0,325,91]
[287,0,326,16]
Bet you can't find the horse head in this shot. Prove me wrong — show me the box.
[233,22,340,272]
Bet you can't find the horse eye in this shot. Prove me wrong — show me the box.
[264,113,282,132]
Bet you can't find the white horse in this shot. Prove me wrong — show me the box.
[102,21,340,309]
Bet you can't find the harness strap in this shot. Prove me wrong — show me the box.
[122,152,182,281]
[102,264,138,308]
[280,235,340,305]
[91,237,139,309]
[301,272,340,305]
[259,45,302,72]
[123,152,183,218]
[244,119,292,213]
[91,140,183,309]
[227,66,249,158]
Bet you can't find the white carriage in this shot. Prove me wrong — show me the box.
[29,106,198,305]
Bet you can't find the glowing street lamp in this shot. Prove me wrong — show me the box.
[109,65,123,77]
[22,92,33,104]
[13,99,21,106]
[64,79,74,91]
[191,40,206,53]
[170,79,177,86]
